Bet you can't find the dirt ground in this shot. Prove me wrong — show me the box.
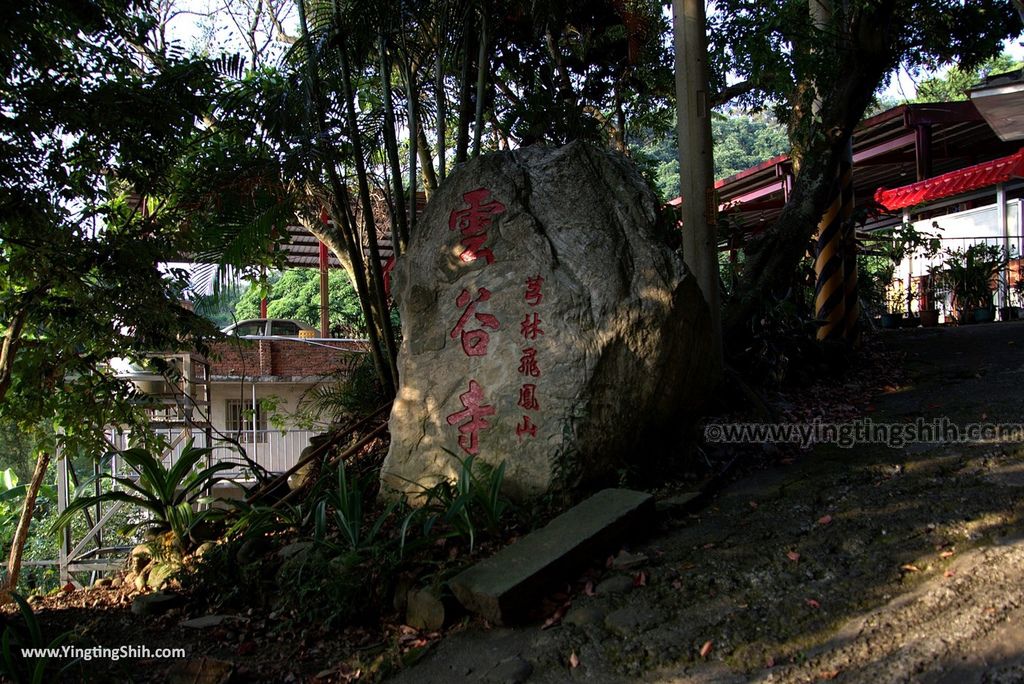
[7,321,1024,683]
[389,321,1024,683]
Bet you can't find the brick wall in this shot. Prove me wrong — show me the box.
[208,339,366,379]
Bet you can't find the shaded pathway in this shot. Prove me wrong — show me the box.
[390,322,1024,683]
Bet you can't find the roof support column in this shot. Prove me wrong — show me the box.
[915,124,933,182]
[998,182,1009,310]
[840,141,859,336]
[319,241,330,337]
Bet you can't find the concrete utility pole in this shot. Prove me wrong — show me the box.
[673,0,722,367]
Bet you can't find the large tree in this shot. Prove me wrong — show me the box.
[232,268,366,334]
[177,0,677,397]
[0,0,220,600]
[707,0,1019,338]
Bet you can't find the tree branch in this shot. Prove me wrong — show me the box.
[710,79,755,107]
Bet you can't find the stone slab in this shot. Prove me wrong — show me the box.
[655,491,702,515]
[131,591,185,616]
[448,488,654,624]
[180,615,231,629]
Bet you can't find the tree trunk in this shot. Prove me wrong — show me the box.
[0,303,33,406]
[337,35,400,386]
[724,145,840,338]
[455,35,473,163]
[379,34,409,254]
[416,126,439,198]
[436,53,446,182]
[404,61,419,236]
[472,8,488,157]
[1,451,50,604]
[296,0,393,393]
[724,2,896,341]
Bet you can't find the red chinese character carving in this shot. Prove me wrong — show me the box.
[449,188,505,265]
[450,288,500,356]
[518,348,541,377]
[517,384,540,411]
[524,275,544,306]
[445,380,496,455]
[520,312,544,340]
[516,414,538,439]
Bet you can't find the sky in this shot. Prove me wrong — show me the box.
[883,36,1024,102]
[167,2,1024,105]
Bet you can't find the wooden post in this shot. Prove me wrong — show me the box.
[672,0,722,369]
[319,241,330,337]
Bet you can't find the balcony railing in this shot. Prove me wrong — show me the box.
[152,428,318,477]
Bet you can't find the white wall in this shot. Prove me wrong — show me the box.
[901,199,1022,278]
[205,380,324,473]
[896,199,1022,314]
[208,381,316,431]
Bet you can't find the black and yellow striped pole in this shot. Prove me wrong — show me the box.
[839,141,859,339]
[814,150,847,341]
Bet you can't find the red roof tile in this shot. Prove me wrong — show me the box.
[875,147,1024,211]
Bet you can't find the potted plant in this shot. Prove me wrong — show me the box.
[881,282,906,329]
[941,244,1006,325]
[1006,278,1024,321]
[901,281,921,328]
[919,266,943,327]
[868,222,942,328]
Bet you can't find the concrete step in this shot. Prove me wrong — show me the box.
[448,488,654,625]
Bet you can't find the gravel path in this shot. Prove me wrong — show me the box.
[391,322,1024,683]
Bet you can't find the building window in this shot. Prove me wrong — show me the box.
[225,399,267,442]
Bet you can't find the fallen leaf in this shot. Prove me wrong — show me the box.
[945,569,956,578]
[806,598,821,609]
[703,542,716,549]
[699,640,713,658]
[817,515,833,525]
[818,670,841,680]
[939,550,955,559]
[568,651,580,669]
[749,501,759,509]
[900,564,920,573]
[541,601,571,630]
[766,656,775,668]
[583,580,596,596]
[787,551,801,562]
[633,571,648,587]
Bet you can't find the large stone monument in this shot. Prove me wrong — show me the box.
[381,142,715,501]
